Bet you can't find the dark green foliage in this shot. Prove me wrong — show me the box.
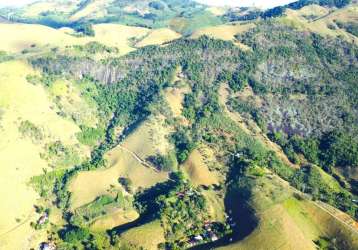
[171,129,196,164]
[30,169,66,198]
[335,20,358,37]
[291,165,357,218]
[314,236,338,250]
[319,131,358,169]
[60,226,91,244]
[147,151,178,172]
[133,172,223,248]
[248,78,268,95]
[290,135,319,164]
[271,131,358,171]
[118,177,133,193]
[76,126,105,146]
[219,71,248,92]
[73,42,119,54]
[73,23,95,36]
[26,74,55,87]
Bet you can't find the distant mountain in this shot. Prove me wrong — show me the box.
[0,0,353,35]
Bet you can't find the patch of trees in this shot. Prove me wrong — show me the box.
[218,70,248,92]
[131,172,227,248]
[73,42,118,54]
[59,225,91,245]
[147,151,178,172]
[118,177,133,193]
[149,1,165,10]
[291,165,357,218]
[18,120,43,142]
[335,20,358,37]
[73,23,95,37]
[76,125,105,147]
[270,131,358,171]
[171,128,196,164]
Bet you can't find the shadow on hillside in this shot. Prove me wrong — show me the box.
[190,162,259,249]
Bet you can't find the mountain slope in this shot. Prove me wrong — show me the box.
[0,1,357,250]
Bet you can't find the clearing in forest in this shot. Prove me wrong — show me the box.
[136,28,182,47]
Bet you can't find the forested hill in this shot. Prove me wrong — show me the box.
[0,0,358,250]
[32,19,358,208]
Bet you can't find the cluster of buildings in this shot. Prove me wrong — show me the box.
[38,241,56,250]
[187,221,220,247]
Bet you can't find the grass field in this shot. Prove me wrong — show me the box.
[90,209,139,232]
[92,24,149,55]
[192,23,254,41]
[69,115,171,209]
[207,7,227,16]
[0,61,81,250]
[182,146,219,187]
[282,3,358,44]
[119,220,165,250]
[218,174,358,250]
[136,28,181,47]
[202,189,226,223]
[0,23,169,56]
[48,79,99,128]
[0,23,85,53]
[164,85,190,117]
[69,0,111,21]
[191,23,255,50]
[122,115,173,158]
[22,1,77,18]
[69,147,168,209]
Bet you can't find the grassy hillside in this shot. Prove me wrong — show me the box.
[0,1,357,250]
[0,22,181,56]
[0,60,87,250]
[219,173,358,250]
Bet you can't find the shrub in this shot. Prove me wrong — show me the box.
[18,120,43,141]
[60,226,91,244]
[74,23,95,36]
[147,151,178,172]
[118,177,133,193]
[76,126,105,146]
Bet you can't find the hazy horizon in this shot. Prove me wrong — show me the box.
[0,0,297,8]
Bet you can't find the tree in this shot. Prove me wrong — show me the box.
[60,226,91,244]
[74,23,95,37]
